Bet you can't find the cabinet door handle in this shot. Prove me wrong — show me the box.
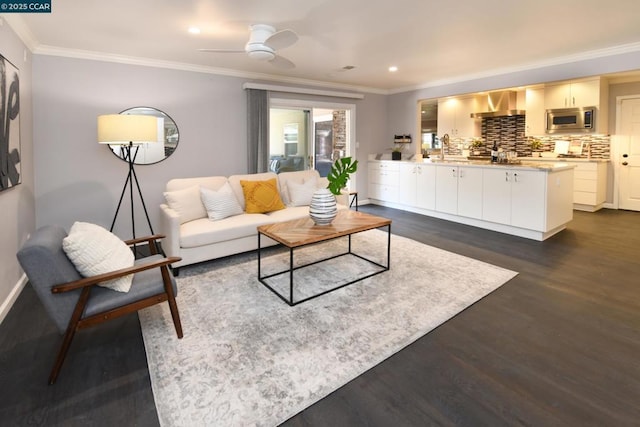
[514,172,519,182]
[622,161,628,166]
[452,168,457,177]
[505,171,509,182]
[460,169,465,178]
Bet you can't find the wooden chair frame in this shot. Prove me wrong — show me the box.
[47,234,183,384]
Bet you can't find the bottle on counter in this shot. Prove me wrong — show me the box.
[491,142,498,163]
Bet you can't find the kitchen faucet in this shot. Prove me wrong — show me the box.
[440,134,450,160]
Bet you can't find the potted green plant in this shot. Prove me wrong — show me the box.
[310,157,358,225]
[327,156,358,195]
[530,138,543,156]
[391,144,403,160]
[470,138,483,155]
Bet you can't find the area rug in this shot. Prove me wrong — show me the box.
[139,229,517,426]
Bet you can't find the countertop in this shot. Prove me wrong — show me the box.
[368,156,577,172]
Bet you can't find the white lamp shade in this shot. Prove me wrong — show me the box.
[97,114,159,145]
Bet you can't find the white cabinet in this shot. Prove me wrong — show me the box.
[572,162,607,211]
[457,167,483,219]
[437,96,481,137]
[368,161,400,203]
[435,165,459,214]
[399,163,417,206]
[525,87,546,136]
[367,158,575,241]
[482,167,575,232]
[482,168,513,225]
[482,168,545,230]
[415,164,436,210]
[435,165,483,218]
[544,78,601,109]
[519,159,608,211]
[398,163,436,209]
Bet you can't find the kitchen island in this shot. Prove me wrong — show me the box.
[368,156,575,241]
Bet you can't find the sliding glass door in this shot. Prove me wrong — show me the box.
[269,99,355,187]
[269,108,310,173]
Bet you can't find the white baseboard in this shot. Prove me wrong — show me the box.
[0,273,27,326]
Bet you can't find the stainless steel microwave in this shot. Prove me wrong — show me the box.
[546,107,596,134]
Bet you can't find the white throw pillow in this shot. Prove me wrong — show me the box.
[62,222,135,293]
[200,183,244,221]
[287,176,319,206]
[163,185,207,224]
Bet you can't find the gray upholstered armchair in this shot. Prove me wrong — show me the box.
[16,225,183,384]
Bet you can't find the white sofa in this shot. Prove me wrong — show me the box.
[159,169,348,273]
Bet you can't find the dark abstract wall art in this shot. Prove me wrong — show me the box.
[0,53,21,192]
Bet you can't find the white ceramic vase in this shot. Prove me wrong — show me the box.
[309,188,337,225]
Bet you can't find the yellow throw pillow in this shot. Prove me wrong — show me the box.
[240,178,286,213]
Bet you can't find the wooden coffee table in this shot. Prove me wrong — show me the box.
[257,210,391,306]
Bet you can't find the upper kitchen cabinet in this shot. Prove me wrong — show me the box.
[437,95,481,138]
[544,77,606,109]
[544,77,609,134]
[525,87,546,136]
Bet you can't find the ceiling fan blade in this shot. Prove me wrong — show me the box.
[269,55,295,69]
[264,29,298,50]
[198,48,245,53]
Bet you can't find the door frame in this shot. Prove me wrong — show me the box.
[613,94,640,209]
[270,97,357,190]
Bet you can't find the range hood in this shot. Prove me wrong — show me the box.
[470,91,525,118]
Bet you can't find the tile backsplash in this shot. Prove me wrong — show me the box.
[444,115,610,159]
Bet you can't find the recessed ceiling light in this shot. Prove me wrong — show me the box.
[188,27,201,35]
[388,66,398,72]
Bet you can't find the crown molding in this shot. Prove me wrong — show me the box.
[2,15,38,51]
[32,44,388,95]
[389,41,640,95]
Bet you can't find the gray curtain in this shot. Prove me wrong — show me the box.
[246,89,269,173]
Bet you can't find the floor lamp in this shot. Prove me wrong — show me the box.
[97,114,159,241]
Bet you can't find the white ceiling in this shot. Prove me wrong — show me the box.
[7,0,640,93]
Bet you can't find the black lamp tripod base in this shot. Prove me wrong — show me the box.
[110,143,154,242]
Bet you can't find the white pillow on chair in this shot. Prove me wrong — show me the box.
[62,222,135,293]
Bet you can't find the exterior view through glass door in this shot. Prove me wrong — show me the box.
[269,101,353,184]
[269,108,310,174]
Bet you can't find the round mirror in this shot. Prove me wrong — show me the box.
[109,107,179,165]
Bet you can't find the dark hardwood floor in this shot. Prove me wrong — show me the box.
[1,206,639,426]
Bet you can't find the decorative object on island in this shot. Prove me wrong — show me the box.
[97,114,159,241]
[470,138,483,155]
[391,145,403,160]
[393,134,412,144]
[530,138,543,156]
[392,134,411,160]
[0,53,21,192]
[309,156,358,225]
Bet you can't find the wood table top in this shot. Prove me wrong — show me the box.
[257,210,391,248]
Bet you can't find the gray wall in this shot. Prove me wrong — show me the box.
[0,19,34,321]
[31,56,389,239]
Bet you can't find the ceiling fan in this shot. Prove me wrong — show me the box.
[199,24,298,69]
